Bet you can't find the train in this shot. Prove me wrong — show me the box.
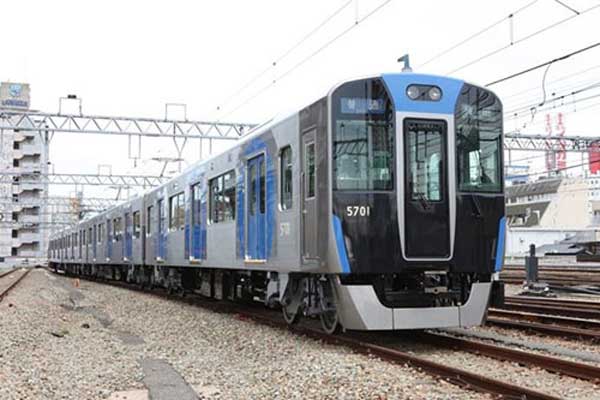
[48,71,506,333]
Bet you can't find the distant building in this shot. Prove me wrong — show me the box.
[0,82,49,267]
[505,175,600,255]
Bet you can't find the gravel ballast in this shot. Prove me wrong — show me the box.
[0,269,491,399]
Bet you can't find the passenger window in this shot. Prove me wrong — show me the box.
[259,159,265,214]
[209,170,236,223]
[133,211,141,238]
[249,164,257,216]
[306,142,316,198]
[191,183,201,226]
[146,206,153,235]
[169,193,185,230]
[280,146,293,210]
[158,200,165,234]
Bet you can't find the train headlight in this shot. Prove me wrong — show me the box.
[406,85,421,100]
[428,86,442,101]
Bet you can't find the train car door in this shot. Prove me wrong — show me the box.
[246,155,266,260]
[191,182,206,260]
[302,129,318,259]
[403,119,450,258]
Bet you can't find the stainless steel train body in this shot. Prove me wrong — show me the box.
[48,72,506,332]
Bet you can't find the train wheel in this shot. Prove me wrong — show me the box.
[319,278,341,334]
[282,303,300,325]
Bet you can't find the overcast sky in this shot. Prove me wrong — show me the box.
[2,0,600,199]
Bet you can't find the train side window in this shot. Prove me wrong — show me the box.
[98,224,103,243]
[191,183,201,226]
[306,143,316,198]
[248,164,257,217]
[209,170,236,223]
[280,146,293,210]
[133,211,141,238]
[147,205,153,235]
[158,200,165,234]
[169,193,185,231]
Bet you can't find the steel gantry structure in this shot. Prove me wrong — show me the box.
[0,172,170,187]
[503,133,600,152]
[0,110,256,140]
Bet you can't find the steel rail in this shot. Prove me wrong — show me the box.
[418,332,600,383]
[505,296,600,309]
[501,299,600,320]
[487,316,600,341]
[0,269,31,303]
[489,309,600,330]
[0,268,18,279]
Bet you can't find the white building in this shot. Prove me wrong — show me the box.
[505,176,600,255]
[0,82,49,267]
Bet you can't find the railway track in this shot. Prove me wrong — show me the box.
[50,269,600,400]
[0,268,31,303]
[500,265,600,286]
[501,296,600,319]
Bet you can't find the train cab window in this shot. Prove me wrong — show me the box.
[209,171,236,223]
[147,206,153,235]
[332,78,394,191]
[405,120,445,202]
[455,84,503,193]
[133,211,141,238]
[169,192,185,230]
[280,146,293,210]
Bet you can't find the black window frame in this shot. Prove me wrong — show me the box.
[169,192,185,231]
[209,170,236,223]
[331,78,395,192]
[133,211,141,238]
[455,84,503,194]
[404,119,447,203]
[280,146,293,210]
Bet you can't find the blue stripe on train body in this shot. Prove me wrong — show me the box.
[381,73,464,114]
[332,215,351,274]
[239,136,276,259]
[494,216,506,272]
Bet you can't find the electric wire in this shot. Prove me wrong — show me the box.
[417,0,540,69]
[486,41,600,86]
[215,0,353,113]
[447,3,600,75]
[218,0,393,120]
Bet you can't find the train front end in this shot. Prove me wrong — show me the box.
[329,73,505,330]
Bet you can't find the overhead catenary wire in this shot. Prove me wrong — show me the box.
[447,2,600,75]
[417,0,540,69]
[218,0,393,120]
[486,41,600,87]
[215,0,354,113]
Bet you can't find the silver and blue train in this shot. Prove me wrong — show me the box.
[48,71,506,333]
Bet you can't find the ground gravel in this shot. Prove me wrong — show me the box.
[0,269,490,399]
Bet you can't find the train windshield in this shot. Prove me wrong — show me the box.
[455,84,503,193]
[332,79,394,191]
